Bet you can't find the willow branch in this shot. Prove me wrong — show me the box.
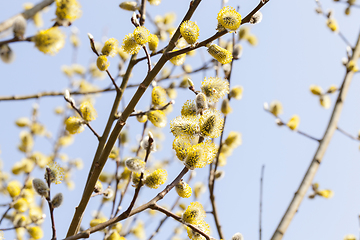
[150,204,211,240]
[66,54,138,237]
[271,28,360,240]
[64,167,189,240]
[0,0,54,33]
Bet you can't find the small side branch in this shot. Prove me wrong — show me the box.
[259,165,265,240]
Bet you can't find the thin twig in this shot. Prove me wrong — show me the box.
[271,27,360,240]
[337,126,360,141]
[129,101,174,117]
[259,165,265,240]
[0,0,54,33]
[46,168,57,240]
[64,97,101,140]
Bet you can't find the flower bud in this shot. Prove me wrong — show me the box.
[51,193,63,208]
[250,11,263,24]
[13,15,27,39]
[195,93,208,114]
[125,157,146,173]
[119,1,139,11]
[32,178,49,197]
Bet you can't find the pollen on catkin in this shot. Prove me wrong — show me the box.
[133,26,150,45]
[97,55,110,71]
[102,38,119,57]
[287,115,300,130]
[182,202,206,224]
[207,43,232,64]
[181,100,197,116]
[144,169,167,189]
[199,109,224,138]
[46,161,65,184]
[125,157,146,173]
[180,20,199,45]
[187,220,210,240]
[147,110,167,128]
[170,50,186,66]
[152,86,167,106]
[217,6,242,31]
[170,115,200,137]
[175,180,192,198]
[148,34,159,52]
[122,33,142,54]
[55,0,81,24]
[65,116,85,134]
[172,135,192,161]
[185,140,217,170]
[80,101,97,122]
[33,27,65,55]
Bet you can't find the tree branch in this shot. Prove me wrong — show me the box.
[271,28,360,240]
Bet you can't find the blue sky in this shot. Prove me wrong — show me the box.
[1,0,360,240]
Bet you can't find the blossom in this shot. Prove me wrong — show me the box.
[46,161,65,184]
[229,85,243,100]
[134,26,150,45]
[317,189,334,198]
[148,34,159,52]
[65,116,85,134]
[170,50,186,66]
[172,135,192,161]
[33,27,65,55]
[180,20,199,45]
[80,101,97,122]
[224,131,242,148]
[175,180,192,198]
[144,169,167,189]
[309,85,322,95]
[186,140,216,169]
[147,110,167,128]
[27,226,44,240]
[97,55,110,71]
[186,220,210,240]
[55,0,81,24]
[182,202,206,224]
[207,43,232,64]
[122,33,142,54]
[199,109,224,138]
[286,115,300,130]
[326,18,338,32]
[102,38,119,57]
[269,100,283,116]
[170,115,200,137]
[152,86,167,106]
[217,6,242,31]
[320,95,331,109]
[221,98,232,115]
[181,100,197,116]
